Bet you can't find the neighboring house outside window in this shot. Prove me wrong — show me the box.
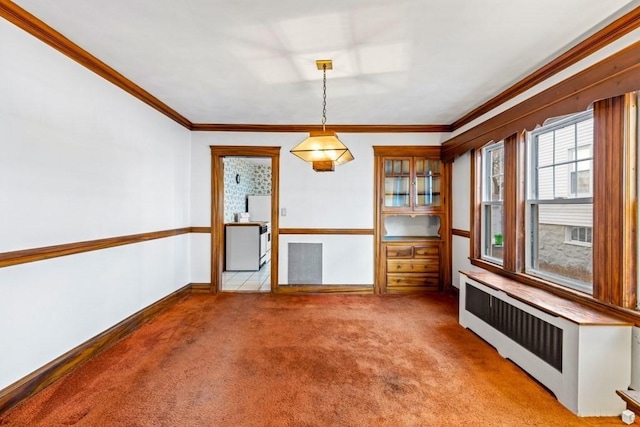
[526,111,593,292]
[569,145,591,197]
[566,226,592,246]
[481,142,504,264]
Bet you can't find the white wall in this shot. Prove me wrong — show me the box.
[0,20,191,389]
[451,151,477,288]
[190,132,444,285]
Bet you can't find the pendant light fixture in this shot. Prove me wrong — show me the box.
[290,59,354,172]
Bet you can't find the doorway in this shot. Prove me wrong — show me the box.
[210,146,280,293]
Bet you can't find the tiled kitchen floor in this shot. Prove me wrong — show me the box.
[221,262,271,292]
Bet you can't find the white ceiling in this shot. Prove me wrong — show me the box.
[13,0,639,125]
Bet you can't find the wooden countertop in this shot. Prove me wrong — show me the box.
[462,270,631,326]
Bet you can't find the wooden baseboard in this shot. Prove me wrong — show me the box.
[190,283,212,293]
[275,285,374,294]
[0,284,193,416]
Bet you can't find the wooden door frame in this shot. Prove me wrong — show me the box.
[210,146,281,293]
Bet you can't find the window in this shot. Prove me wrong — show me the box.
[569,146,591,197]
[566,226,592,246]
[526,111,593,292]
[481,142,504,264]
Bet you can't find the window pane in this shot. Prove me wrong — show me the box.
[481,143,504,265]
[554,164,570,198]
[384,177,410,207]
[384,159,410,208]
[533,203,593,285]
[527,111,593,292]
[536,133,554,167]
[485,146,504,202]
[490,146,504,201]
[491,174,503,202]
[537,167,554,199]
[576,118,594,148]
[415,158,442,207]
[483,204,504,261]
[416,175,440,207]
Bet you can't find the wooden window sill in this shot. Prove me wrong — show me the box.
[468,258,640,325]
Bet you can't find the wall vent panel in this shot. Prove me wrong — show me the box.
[288,243,322,285]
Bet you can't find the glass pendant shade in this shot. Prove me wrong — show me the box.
[290,130,353,164]
[291,59,354,171]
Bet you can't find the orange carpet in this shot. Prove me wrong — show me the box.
[0,292,626,426]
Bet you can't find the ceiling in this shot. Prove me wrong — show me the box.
[12,0,640,126]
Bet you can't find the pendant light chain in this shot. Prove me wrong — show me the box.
[290,59,353,170]
[321,63,327,131]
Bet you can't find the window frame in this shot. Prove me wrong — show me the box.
[480,141,505,265]
[525,110,594,293]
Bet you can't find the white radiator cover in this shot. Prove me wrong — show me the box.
[460,272,631,417]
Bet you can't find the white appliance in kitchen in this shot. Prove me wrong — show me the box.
[224,195,273,271]
[247,194,272,264]
[247,195,271,222]
[225,223,269,271]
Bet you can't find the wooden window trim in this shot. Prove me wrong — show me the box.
[502,133,525,272]
[592,93,637,308]
[470,93,638,317]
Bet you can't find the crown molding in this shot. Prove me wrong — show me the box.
[3,1,639,136]
[0,0,193,130]
[441,41,640,161]
[191,123,452,133]
[451,6,640,130]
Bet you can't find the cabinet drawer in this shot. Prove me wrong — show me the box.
[413,245,439,258]
[386,245,413,258]
[386,273,439,287]
[386,260,439,273]
[386,274,439,293]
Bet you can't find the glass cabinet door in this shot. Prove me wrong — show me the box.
[415,158,441,208]
[384,159,411,208]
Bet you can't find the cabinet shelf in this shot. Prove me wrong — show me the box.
[385,192,441,196]
[386,175,441,179]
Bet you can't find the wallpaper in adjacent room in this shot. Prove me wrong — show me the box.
[252,164,272,195]
[223,158,271,223]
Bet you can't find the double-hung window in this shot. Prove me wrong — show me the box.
[481,142,504,264]
[526,111,593,292]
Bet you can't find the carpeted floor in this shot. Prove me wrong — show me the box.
[0,292,628,426]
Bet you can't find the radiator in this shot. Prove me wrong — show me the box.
[460,272,631,417]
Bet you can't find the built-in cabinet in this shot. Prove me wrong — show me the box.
[374,146,451,294]
[385,240,441,293]
[382,157,442,212]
